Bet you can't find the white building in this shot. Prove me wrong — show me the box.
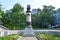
[32,9,38,14]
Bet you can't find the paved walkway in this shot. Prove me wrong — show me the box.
[17,37,38,40]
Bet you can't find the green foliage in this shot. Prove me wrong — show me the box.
[35,33,60,40]
[0,34,21,40]
[12,3,24,12]
[32,5,56,28]
[2,3,26,30]
[0,4,4,19]
[1,3,56,29]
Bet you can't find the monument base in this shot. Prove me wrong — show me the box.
[23,27,34,37]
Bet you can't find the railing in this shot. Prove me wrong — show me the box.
[0,30,60,36]
[0,30,23,36]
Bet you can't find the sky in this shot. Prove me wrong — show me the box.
[0,0,60,11]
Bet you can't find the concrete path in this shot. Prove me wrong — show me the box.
[17,37,38,40]
[17,36,22,40]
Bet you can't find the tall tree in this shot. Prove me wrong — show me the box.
[0,4,4,19]
[41,5,55,26]
[2,3,25,30]
[32,5,55,28]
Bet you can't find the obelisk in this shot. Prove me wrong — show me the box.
[23,5,34,37]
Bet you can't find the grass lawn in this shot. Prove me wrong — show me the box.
[0,34,22,40]
[35,33,60,40]
[0,34,60,40]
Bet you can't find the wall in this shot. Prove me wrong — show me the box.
[34,30,60,36]
[0,30,23,36]
[0,30,60,36]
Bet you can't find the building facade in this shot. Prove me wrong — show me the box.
[32,9,38,14]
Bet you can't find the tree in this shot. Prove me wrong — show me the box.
[41,5,55,26]
[0,4,2,18]
[32,5,55,28]
[0,4,4,20]
[2,3,26,30]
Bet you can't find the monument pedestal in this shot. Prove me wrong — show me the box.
[18,27,38,40]
[23,27,34,37]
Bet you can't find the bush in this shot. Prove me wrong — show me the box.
[0,34,21,40]
[35,33,60,40]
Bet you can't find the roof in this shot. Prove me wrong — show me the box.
[0,25,8,30]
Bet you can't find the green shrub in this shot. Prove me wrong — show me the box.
[0,34,21,40]
[35,33,60,40]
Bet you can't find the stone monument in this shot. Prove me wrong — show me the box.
[23,5,34,37]
[18,5,38,40]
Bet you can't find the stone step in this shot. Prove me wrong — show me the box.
[17,37,38,40]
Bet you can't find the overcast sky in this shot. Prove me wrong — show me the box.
[0,0,60,11]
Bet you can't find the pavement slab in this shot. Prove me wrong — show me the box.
[17,37,38,40]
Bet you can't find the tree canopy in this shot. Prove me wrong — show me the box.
[0,3,56,29]
[2,3,26,30]
[32,5,56,28]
